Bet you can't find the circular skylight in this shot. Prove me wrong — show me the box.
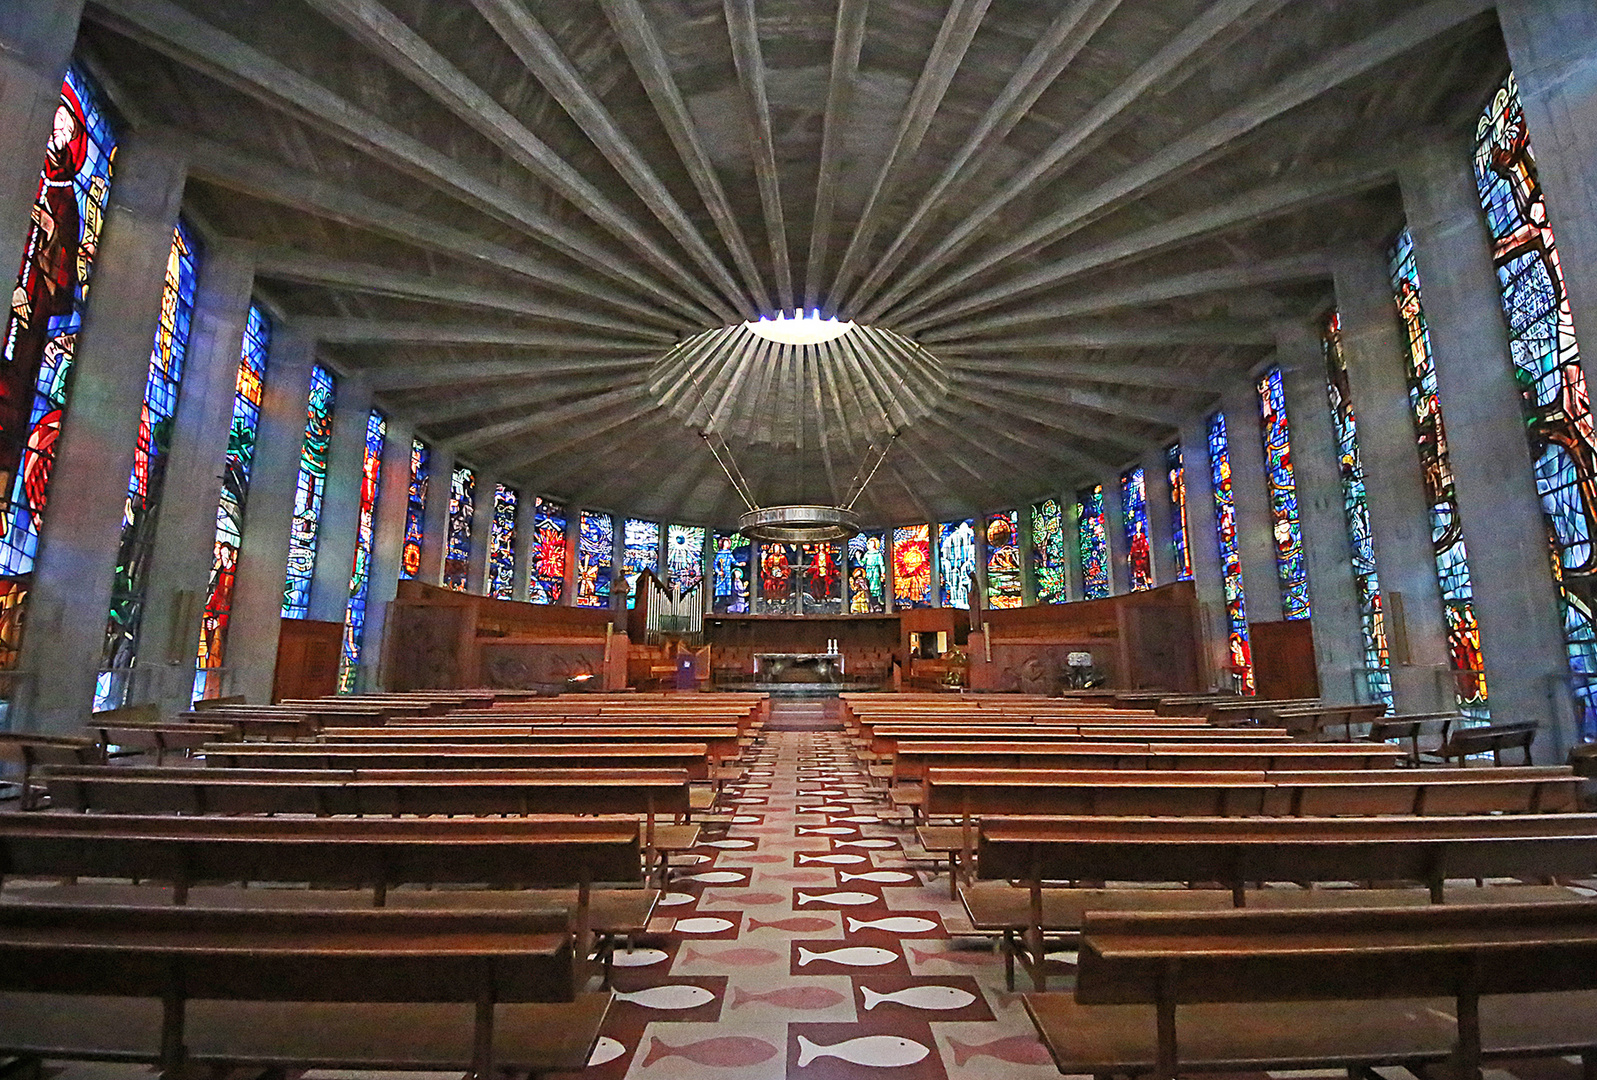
[745,309,855,346]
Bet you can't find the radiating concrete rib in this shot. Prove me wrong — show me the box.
[934,320,1272,350]
[949,381,1149,454]
[294,317,671,350]
[399,378,641,428]
[366,356,651,392]
[490,395,668,477]
[937,395,1099,482]
[955,371,1185,429]
[724,0,793,311]
[447,385,657,453]
[805,349,841,504]
[945,355,1233,393]
[804,0,869,308]
[520,412,678,497]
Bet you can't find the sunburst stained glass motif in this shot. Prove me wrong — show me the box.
[892,525,932,608]
[938,520,977,609]
[1475,73,1597,737]
[337,410,384,693]
[1323,313,1393,706]
[1389,228,1488,716]
[758,541,798,615]
[1208,413,1254,693]
[713,532,751,613]
[529,497,566,605]
[99,221,200,709]
[282,364,334,618]
[444,465,474,592]
[575,511,613,609]
[1257,367,1311,619]
[400,439,428,580]
[1078,487,1110,601]
[667,525,706,596]
[1030,499,1068,603]
[1166,443,1193,581]
[0,65,117,686]
[847,531,886,612]
[985,512,1022,608]
[622,518,658,609]
[487,485,516,601]
[1121,469,1153,592]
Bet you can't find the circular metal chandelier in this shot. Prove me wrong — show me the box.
[737,504,861,543]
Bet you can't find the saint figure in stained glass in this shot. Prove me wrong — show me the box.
[713,532,751,613]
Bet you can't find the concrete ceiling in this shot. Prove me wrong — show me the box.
[78,0,1510,526]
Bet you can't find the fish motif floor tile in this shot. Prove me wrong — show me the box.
[786,1021,947,1080]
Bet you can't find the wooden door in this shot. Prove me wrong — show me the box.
[273,618,344,701]
[1249,619,1319,700]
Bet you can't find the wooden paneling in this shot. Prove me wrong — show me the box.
[1250,619,1320,701]
[272,619,343,702]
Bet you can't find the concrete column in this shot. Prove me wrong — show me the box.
[226,327,315,705]
[1102,474,1131,595]
[1180,418,1230,689]
[308,375,371,623]
[611,516,627,615]
[132,241,254,717]
[1333,244,1454,715]
[15,128,187,732]
[467,472,494,594]
[417,445,453,587]
[512,496,535,603]
[1142,447,1177,587]
[1222,382,1284,625]
[1401,140,1576,758]
[1062,496,1084,602]
[360,415,413,692]
[1276,320,1369,703]
[0,1,86,291]
[1497,0,1597,391]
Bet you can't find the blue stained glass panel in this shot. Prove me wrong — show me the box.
[444,465,474,592]
[337,410,384,692]
[713,531,751,613]
[1208,413,1254,693]
[1166,443,1193,581]
[1256,367,1311,619]
[1121,469,1152,592]
[487,485,517,600]
[667,524,706,595]
[529,497,566,604]
[1030,499,1068,603]
[938,519,977,608]
[575,511,613,609]
[985,511,1022,608]
[622,518,658,609]
[847,531,886,612]
[282,364,334,618]
[1078,488,1110,601]
[400,439,428,580]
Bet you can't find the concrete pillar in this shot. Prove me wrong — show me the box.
[1400,140,1575,758]
[1062,496,1084,602]
[132,241,254,717]
[1180,418,1230,690]
[1102,474,1131,595]
[467,472,494,594]
[1222,382,1284,625]
[513,496,535,603]
[15,128,187,732]
[417,446,453,587]
[360,415,413,692]
[227,327,316,706]
[308,376,371,624]
[1142,447,1177,587]
[1017,502,1037,605]
[1333,245,1454,715]
[1275,320,1369,703]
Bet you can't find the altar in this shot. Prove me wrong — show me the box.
[753,652,844,683]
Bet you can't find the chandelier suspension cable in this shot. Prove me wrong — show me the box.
[700,430,759,512]
[842,430,899,512]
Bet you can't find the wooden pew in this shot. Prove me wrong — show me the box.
[890,740,1400,782]
[198,741,716,779]
[314,725,744,763]
[1438,720,1539,766]
[88,720,236,764]
[0,732,99,810]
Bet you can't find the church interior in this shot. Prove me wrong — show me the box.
[3,0,1597,1077]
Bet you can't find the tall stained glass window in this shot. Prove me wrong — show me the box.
[1257,367,1311,619]
[487,485,517,600]
[400,439,428,580]
[1390,228,1488,715]
[282,364,334,617]
[337,410,384,693]
[194,303,270,703]
[100,220,201,707]
[758,541,797,614]
[1208,413,1254,693]
[1030,498,1068,603]
[802,543,842,613]
[444,465,475,592]
[0,65,117,686]
[528,497,566,604]
[847,531,887,612]
[1323,313,1393,706]
[938,519,977,608]
[1166,443,1193,581]
[892,525,932,608]
[667,524,706,595]
[713,532,751,613]
[985,511,1022,608]
[1077,487,1110,601]
[1121,469,1153,592]
[622,518,658,608]
[575,511,613,609]
[1475,73,1597,736]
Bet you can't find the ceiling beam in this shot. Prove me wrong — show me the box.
[445,384,658,453]
[294,316,669,351]
[724,0,793,311]
[954,373,1185,429]
[933,319,1273,350]
[947,382,1150,455]
[495,397,667,476]
[945,355,1236,393]
[366,356,648,392]
[804,0,869,309]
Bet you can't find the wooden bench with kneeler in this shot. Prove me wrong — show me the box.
[200,741,715,779]
[1025,902,1597,1080]
[891,740,1399,781]
[0,733,99,810]
[0,901,606,1077]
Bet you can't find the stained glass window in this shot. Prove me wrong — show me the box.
[575,511,614,609]
[1078,487,1110,601]
[1389,228,1488,716]
[443,465,475,592]
[1208,412,1254,693]
[1475,73,1597,737]
[99,220,201,708]
[1257,367,1312,619]
[622,518,658,608]
[337,409,384,693]
[487,485,517,601]
[1323,312,1393,706]
[938,520,977,608]
[713,531,751,613]
[892,525,932,608]
[1165,444,1193,581]
[985,512,1022,608]
[400,439,428,580]
[848,531,887,612]
[193,303,269,703]
[528,497,566,604]
[667,524,706,595]
[0,64,117,685]
[282,364,334,618]
[802,543,842,613]
[1030,498,1068,603]
[758,541,797,614]
[1121,469,1153,592]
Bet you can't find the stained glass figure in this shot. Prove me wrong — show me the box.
[0,65,117,681]
[337,410,384,693]
[667,524,706,596]
[1475,73,1597,737]
[575,511,614,609]
[758,541,797,614]
[938,520,977,609]
[487,485,517,601]
[529,497,566,604]
[1207,413,1254,693]
[400,439,428,580]
[713,531,751,613]
[1078,487,1110,601]
[1121,469,1153,592]
[622,518,658,609]
[1257,367,1312,619]
[1323,313,1393,706]
[443,465,474,592]
[282,364,334,617]
[1030,499,1068,603]
[985,511,1022,608]
[802,542,842,614]
[848,531,887,613]
[99,221,200,709]
[892,525,932,608]
[1165,443,1193,581]
[1390,228,1488,715]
